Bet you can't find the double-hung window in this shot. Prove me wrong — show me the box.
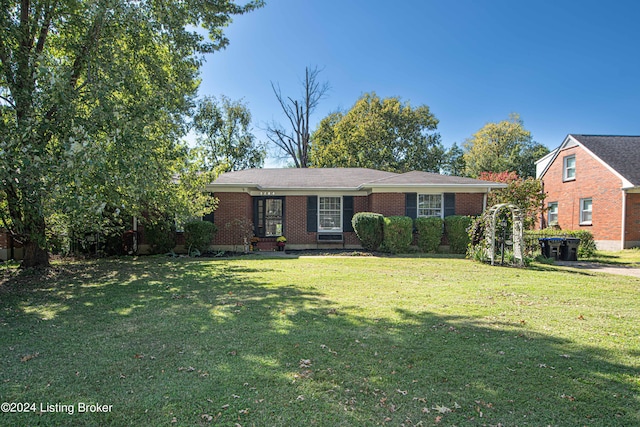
[318,197,342,231]
[256,197,283,237]
[563,155,576,181]
[580,198,592,225]
[548,202,558,225]
[417,194,443,218]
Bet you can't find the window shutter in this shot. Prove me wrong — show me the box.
[444,193,456,217]
[405,193,417,219]
[343,196,354,232]
[202,212,215,223]
[307,196,318,232]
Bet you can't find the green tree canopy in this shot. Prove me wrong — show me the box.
[442,142,466,176]
[193,95,265,173]
[0,0,262,267]
[310,92,444,173]
[463,114,549,178]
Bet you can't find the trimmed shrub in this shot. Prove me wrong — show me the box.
[524,229,596,258]
[144,219,176,254]
[415,217,443,253]
[352,212,384,251]
[184,220,218,254]
[380,216,413,254]
[445,215,473,254]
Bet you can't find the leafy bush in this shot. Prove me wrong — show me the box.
[352,212,384,251]
[184,220,218,254]
[380,216,413,254]
[445,215,473,254]
[144,218,176,254]
[524,229,596,258]
[415,217,443,253]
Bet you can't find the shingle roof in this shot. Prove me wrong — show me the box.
[211,168,397,190]
[571,135,640,186]
[209,168,506,191]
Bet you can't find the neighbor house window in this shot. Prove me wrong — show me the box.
[563,155,576,181]
[417,194,443,218]
[256,197,283,237]
[580,198,592,225]
[548,202,558,225]
[318,197,342,231]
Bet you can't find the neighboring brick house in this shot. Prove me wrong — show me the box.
[0,228,23,261]
[536,135,640,250]
[205,168,505,251]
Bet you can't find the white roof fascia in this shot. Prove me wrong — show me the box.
[538,135,578,179]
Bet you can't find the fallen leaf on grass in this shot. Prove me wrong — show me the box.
[20,352,39,362]
[433,405,451,414]
[299,359,312,368]
[396,389,407,395]
[561,393,576,401]
[201,414,213,422]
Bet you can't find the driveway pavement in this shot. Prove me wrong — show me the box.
[555,261,640,278]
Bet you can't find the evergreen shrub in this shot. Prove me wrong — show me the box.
[351,212,384,251]
[381,216,413,254]
[415,217,443,253]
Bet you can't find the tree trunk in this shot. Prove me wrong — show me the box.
[21,240,50,269]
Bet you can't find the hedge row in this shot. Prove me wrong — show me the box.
[352,212,471,254]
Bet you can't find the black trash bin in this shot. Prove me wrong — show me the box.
[561,238,581,261]
[539,237,564,260]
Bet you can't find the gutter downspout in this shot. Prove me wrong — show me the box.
[621,190,627,250]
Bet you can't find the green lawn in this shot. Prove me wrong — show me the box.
[1,255,639,426]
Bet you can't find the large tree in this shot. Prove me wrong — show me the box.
[310,92,444,173]
[463,114,549,178]
[0,0,262,267]
[266,66,329,168]
[193,95,265,173]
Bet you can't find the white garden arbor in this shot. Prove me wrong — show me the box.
[485,203,524,266]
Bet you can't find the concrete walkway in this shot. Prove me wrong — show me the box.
[555,261,640,278]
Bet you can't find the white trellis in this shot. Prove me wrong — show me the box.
[485,203,524,266]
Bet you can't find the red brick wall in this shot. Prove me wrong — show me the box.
[455,193,485,216]
[211,192,489,248]
[368,193,405,216]
[625,193,640,245]
[284,196,315,245]
[542,146,623,243]
[212,193,253,246]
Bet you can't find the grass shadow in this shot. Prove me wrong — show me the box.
[0,257,638,426]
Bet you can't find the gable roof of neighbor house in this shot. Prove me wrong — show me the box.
[207,168,506,193]
[537,134,640,188]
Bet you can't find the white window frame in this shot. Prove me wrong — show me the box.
[548,202,558,225]
[563,155,576,181]
[417,194,443,218]
[580,198,592,225]
[318,196,342,232]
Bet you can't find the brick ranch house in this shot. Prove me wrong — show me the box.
[536,135,640,250]
[205,168,506,251]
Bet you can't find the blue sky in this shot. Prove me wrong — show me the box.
[197,0,640,166]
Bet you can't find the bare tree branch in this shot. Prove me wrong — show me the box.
[265,66,329,167]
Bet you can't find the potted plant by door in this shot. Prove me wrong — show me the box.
[276,236,287,251]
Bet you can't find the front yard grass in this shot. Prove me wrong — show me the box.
[1,255,639,426]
